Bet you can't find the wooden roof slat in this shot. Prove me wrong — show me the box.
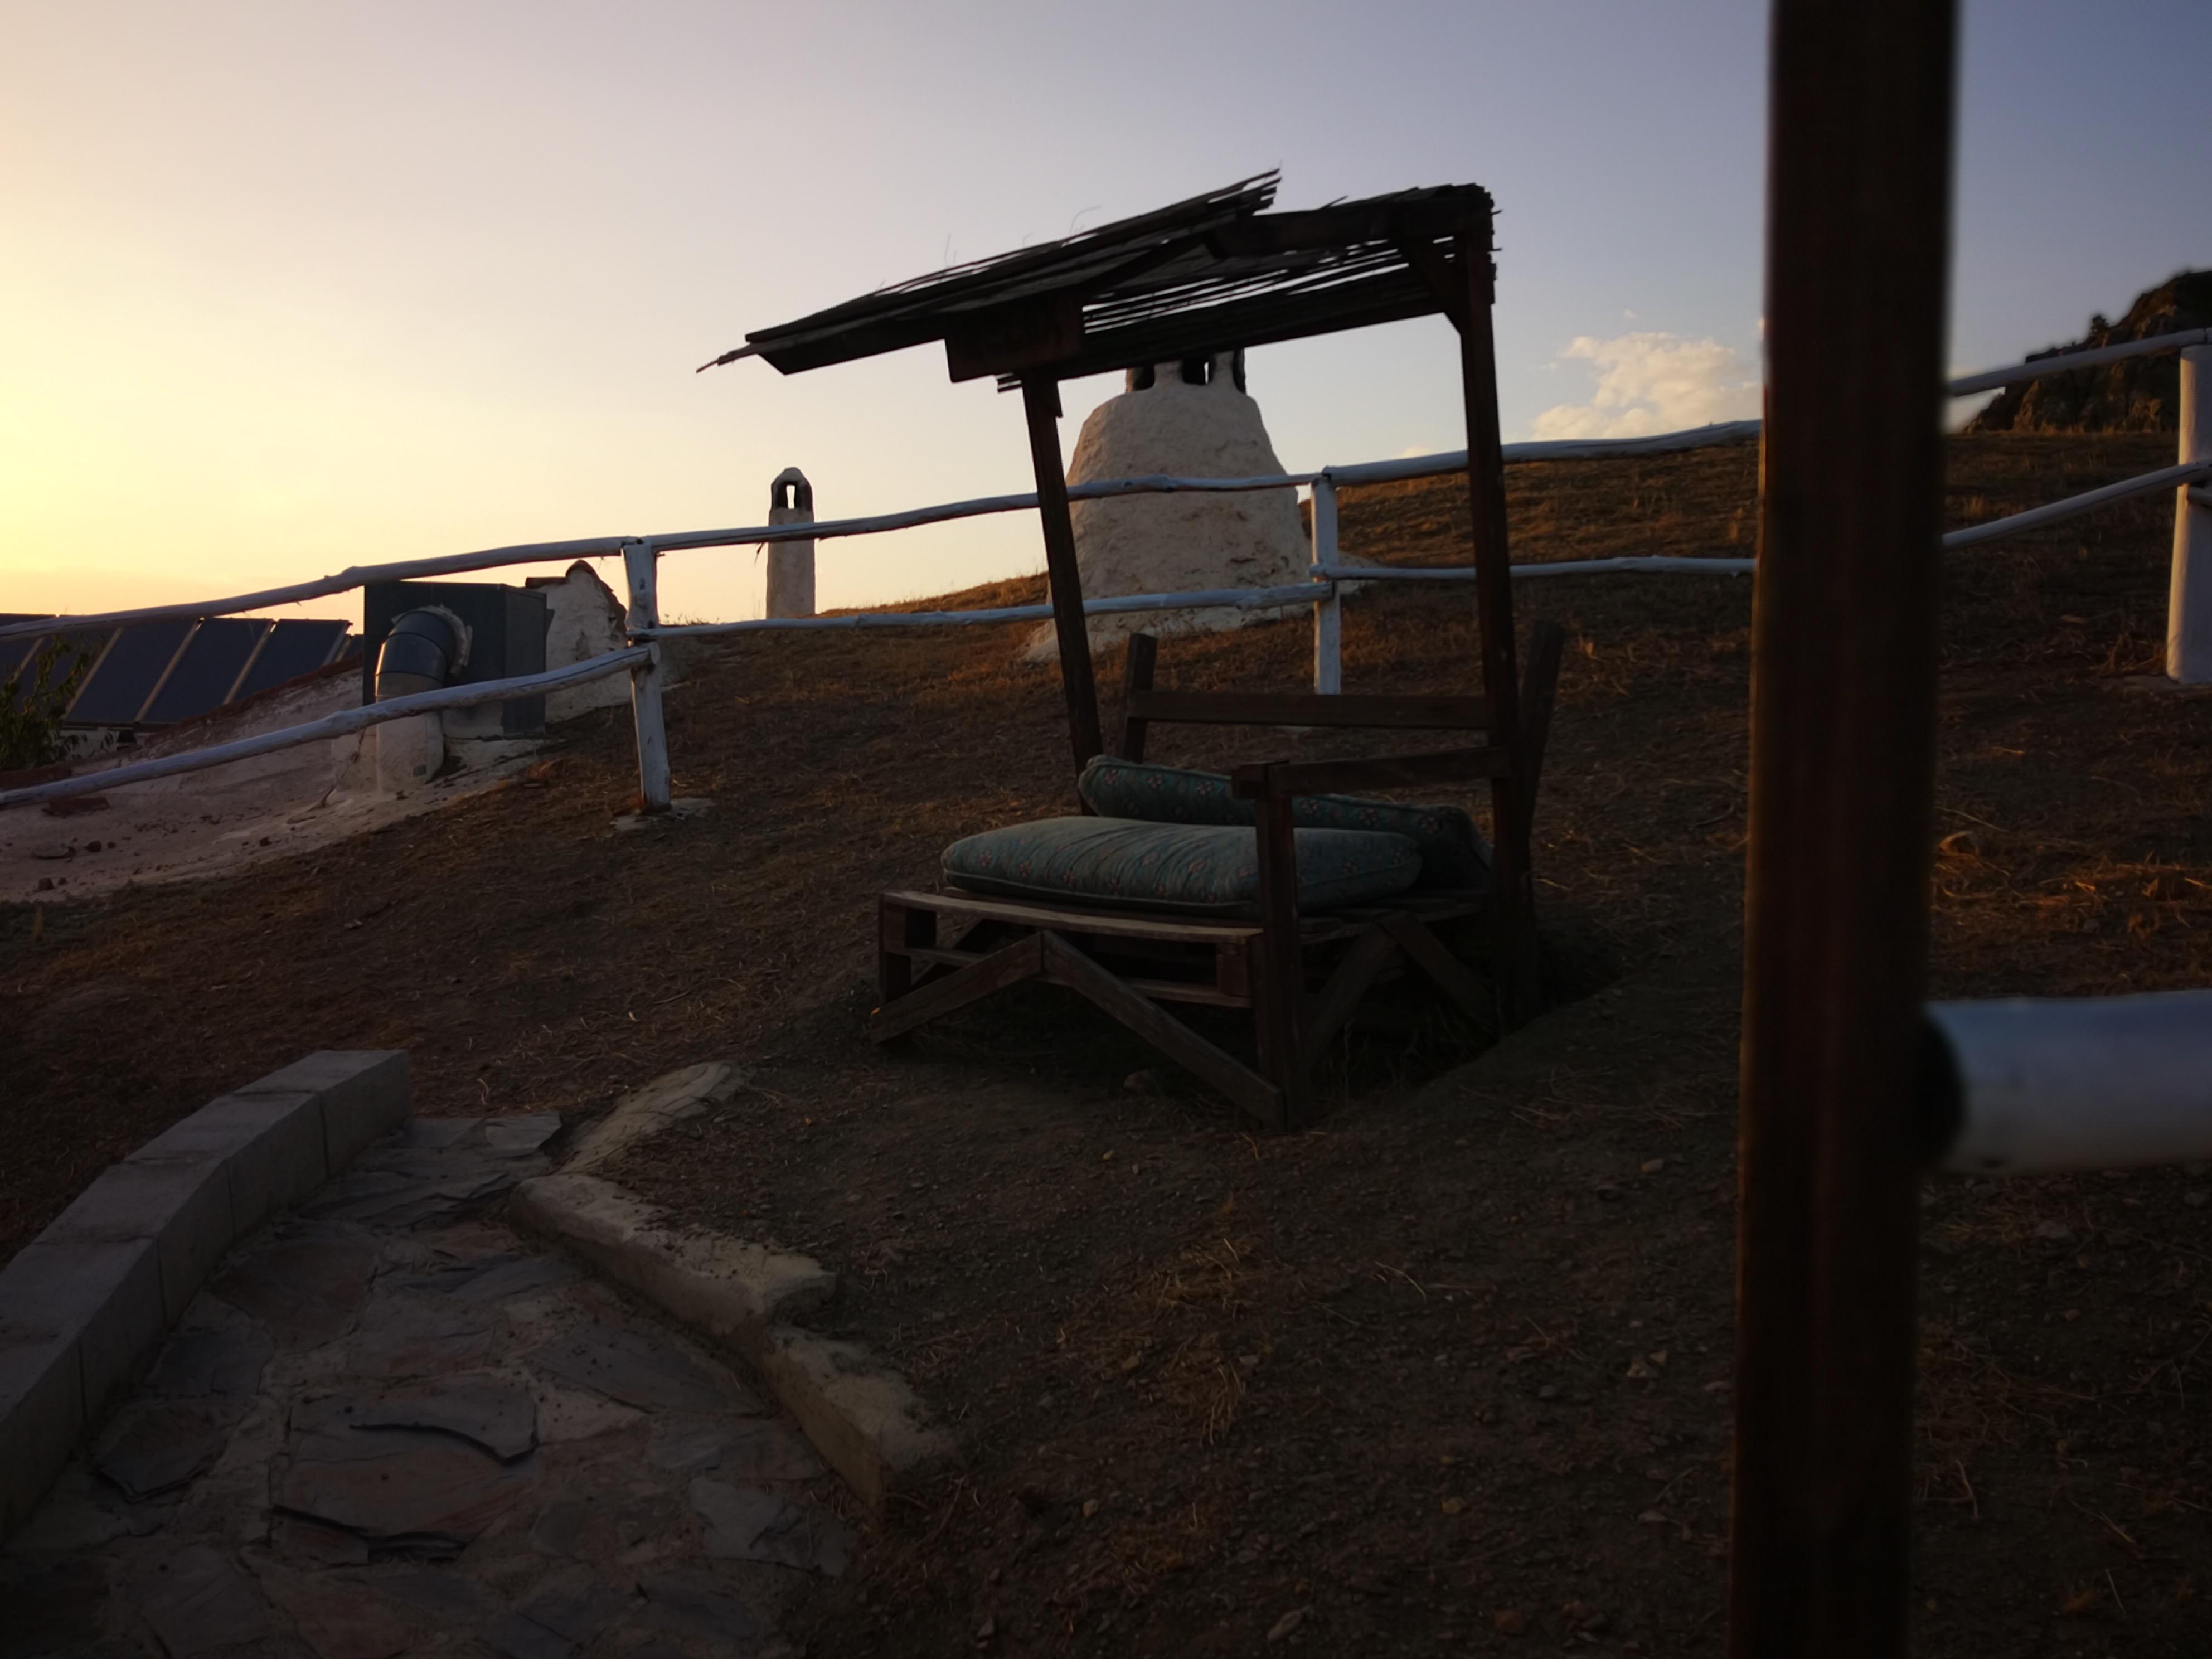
[703,173,1494,385]
[1008,273,1444,387]
[701,172,1280,373]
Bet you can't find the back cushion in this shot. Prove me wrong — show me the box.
[942,817,1422,915]
[1079,756,1490,889]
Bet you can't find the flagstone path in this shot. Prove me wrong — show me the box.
[2,1115,852,1659]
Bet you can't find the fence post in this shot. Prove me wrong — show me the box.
[1730,0,1956,1653]
[766,467,816,619]
[621,539,672,812]
[2168,346,2211,685]
[1311,474,1342,693]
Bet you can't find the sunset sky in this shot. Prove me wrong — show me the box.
[4,1,2206,627]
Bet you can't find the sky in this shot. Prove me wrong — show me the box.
[3,0,2207,628]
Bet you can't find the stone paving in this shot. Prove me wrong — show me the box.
[2,1115,853,1659]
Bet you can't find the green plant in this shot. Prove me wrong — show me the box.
[0,638,92,772]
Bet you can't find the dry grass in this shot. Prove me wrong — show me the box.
[4,431,2211,1653]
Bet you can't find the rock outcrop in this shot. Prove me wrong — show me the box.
[1966,271,2210,434]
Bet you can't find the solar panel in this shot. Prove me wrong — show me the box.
[68,619,192,725]
[0,635,40,686]
[143,618,273,725]
[12,629,116,720]
[0,617,57,688]
[232,618,351,699]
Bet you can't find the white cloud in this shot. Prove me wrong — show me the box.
[1530,332,1760,440]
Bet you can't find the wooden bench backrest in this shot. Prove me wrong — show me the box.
[1114,625,1563,837]
[1118,634,1505,765]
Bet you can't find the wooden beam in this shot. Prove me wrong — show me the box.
[1302,925,1403,1057]
[903,944,1250,1008]
[1516,619,1566,846]
[1128,691,1488,731]
[1229,746,1511,800]
[1379,913,1493,1026]
[1020,377,1105,771]
[945,293,1087,382]
[1729,1,1958,1655]
[876,898,935,1005]
[1395,237,1469,333]
[885,887,1262,947]
[1202,192,1492,256]
[1005,274,1445,388]
[1249,794,1307,1130]
[867,934,1045,1042]
[1453,228,1538,1023]
[1119,632,1157,761]
[1035,932,1280,1123]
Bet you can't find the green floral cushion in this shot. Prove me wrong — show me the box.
[942,817,1420,916]
[1078,756,1489,889]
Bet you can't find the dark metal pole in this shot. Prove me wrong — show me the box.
[1730,3,1958,1656]
[1453,228,1537,1023]
[1020,376,1105,771]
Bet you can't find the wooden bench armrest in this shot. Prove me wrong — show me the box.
[1228,745,1512,801]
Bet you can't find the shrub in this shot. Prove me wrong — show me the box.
[0,639,92,772]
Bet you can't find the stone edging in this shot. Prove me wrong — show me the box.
[0,1051,409,1538]
[511,1171,955,1511]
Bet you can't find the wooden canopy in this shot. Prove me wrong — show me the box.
[704,172,1537,1014]
[698,171,1495,387]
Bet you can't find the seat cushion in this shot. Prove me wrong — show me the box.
[1078,756,1490,889]
[941,817,1421,916]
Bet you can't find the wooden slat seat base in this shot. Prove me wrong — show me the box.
[870,883,1500,1130]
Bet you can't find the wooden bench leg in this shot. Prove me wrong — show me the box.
[1251,794,1307,1132]
[870,933,1045,1043]
[1381,912,1497,1028]
[1037,933,1281,1127]
[877,899,937,1005]
[1302,925,1403,1059]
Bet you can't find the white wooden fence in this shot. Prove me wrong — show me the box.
[4,328,2211,1168]
[3,331,2208,819]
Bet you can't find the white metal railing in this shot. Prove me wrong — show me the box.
[0,538,633,643]
[1929,989,2212,1173]
[1943,326,2211,397]
[0,651,649,811]
[3,331,2208,818]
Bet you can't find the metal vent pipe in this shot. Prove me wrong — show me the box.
[373,607,466,792]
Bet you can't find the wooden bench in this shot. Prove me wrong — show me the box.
[869,623,1563,1129]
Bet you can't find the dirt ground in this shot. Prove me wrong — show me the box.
[4,433,2209,1655]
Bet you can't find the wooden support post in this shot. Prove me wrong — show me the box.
[1452,230,1537,1022]
[1119,632,1157,762]
[876,898,935,1005]
[1517,619,1566,847]
[621,539,672,813]
[1020,376,1105,772]
[1311,476,1342,693]
[1730,2,1958,1656]
[1250,783,1305,1131]
[2169,346,2212,683]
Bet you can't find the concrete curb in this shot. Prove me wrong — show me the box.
[563,1062,745,1176]
[0,1050,409,1539]
[511,1171,955,1511]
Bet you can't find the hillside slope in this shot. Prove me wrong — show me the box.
[4,433,2209,1655]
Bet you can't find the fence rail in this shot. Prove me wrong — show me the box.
[0,648,648,812]
[5,334,2209,818]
